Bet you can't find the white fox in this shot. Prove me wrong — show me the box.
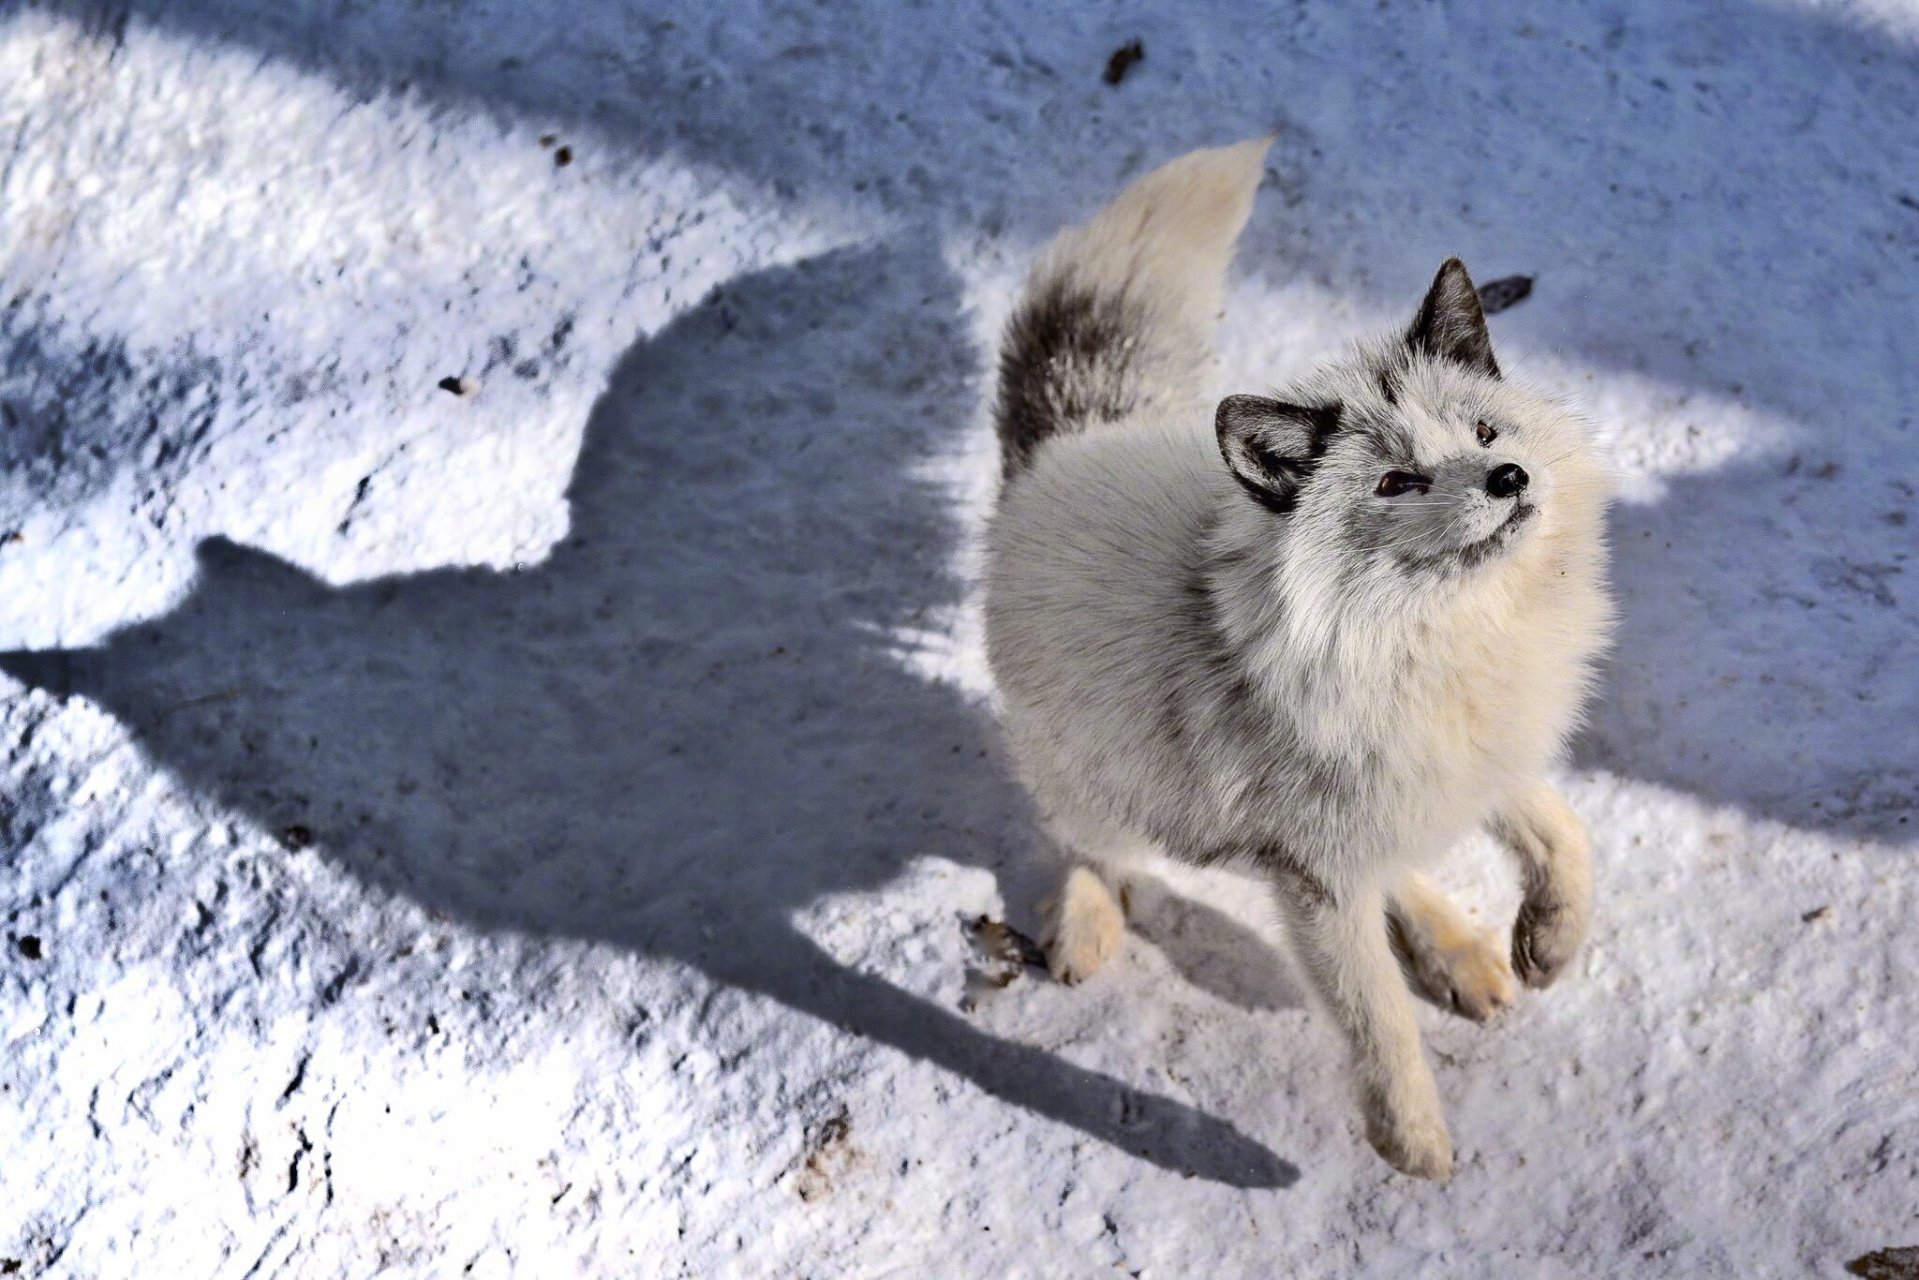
[983,138,1613,1180]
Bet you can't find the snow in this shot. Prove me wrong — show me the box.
[1,0,1914,1274]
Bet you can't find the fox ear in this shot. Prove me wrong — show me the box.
[1408,258,1499,378]
[1216,395,1340,514]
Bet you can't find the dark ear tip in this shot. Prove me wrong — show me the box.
[1410,258,1500,378]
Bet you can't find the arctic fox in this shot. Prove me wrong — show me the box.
[983,138,1613,1181]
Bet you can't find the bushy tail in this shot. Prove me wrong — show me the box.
[993,136,1272,479]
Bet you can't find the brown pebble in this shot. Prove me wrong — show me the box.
[554,146,573,167]
[1104,39,1144,86]
[1848,1246,1919,1280]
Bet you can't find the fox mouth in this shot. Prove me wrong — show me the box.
[1456,501,1535,566]
[1397,500,1535,572]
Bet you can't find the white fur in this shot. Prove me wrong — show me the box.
[1041,865,1126,986]
[1028,135,1275,428]
[983,139,1614,1180]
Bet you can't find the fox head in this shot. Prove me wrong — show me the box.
[1214,260,1610,617]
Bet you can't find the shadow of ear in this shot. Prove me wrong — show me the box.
[0,647,76,698]
[1122,873,1304,1013]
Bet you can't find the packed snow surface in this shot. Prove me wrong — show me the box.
[1,1,1915,1274]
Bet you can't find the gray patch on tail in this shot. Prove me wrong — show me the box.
[993,279,1145,480]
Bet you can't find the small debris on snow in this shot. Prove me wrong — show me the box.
[554,146,574,168]
[437,375,479,398]
[1847,1247,1919,1280]
[1103,39,1144,86]
[1477,274,1534,314]
[1801,905,1833,924]
[961,915,1044,1010]
[15,935,42,961]
[969,915,1044,968]
[791,1105,857,1203]
[280,825,314,851]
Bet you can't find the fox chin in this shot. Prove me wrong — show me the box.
[982,137,1614,1182]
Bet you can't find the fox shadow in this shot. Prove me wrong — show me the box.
[0,245,1296,1187]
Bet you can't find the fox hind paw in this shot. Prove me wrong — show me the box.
[1042,867,1125,985]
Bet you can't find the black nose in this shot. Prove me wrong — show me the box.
[1486,463,1529,499]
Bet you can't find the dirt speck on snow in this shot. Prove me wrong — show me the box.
[1476,274,1534,314]
[1103,39,1144,86]
[792,1106,858,1203]
[1847,1247,1919,1280]
[961,915,1044,1010]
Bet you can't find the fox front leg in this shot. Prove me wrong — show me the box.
[1387,872,1517,1023]
[1489,781,1594,989]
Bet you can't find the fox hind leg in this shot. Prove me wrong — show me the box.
[1275,870,1453,1181]
[1036,807,1152,985]
[1042,865,1126,985]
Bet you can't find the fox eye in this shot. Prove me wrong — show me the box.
[1475,420,1498,446]
[1376,471,1433,498]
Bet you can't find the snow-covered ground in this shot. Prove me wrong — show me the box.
[2,0,1915,1274]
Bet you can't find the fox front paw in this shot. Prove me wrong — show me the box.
[1512,895,1587,989]
[1401,925,1516,1023]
